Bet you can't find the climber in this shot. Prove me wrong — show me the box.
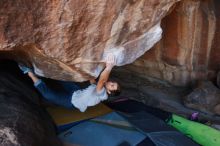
[19,54,120,112]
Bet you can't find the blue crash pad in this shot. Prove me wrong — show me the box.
[59,112,146,146]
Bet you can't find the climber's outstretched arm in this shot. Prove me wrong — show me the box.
[96,54,116,92]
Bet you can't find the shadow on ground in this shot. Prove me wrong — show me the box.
[111,68,220,124]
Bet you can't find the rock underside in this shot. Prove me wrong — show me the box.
[0,0,178,82]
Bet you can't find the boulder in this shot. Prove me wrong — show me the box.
[0,61,61,146]
[0,0,179,82]
[184,81,220,115]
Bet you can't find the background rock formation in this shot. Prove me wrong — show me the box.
[0,61,61,146]
[127,0,220,86]
[184,81,220,115]
[0,0,178,82]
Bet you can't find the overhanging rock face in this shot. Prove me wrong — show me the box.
[0,0,179,81]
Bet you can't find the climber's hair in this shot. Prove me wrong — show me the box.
[107,80,121,97]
